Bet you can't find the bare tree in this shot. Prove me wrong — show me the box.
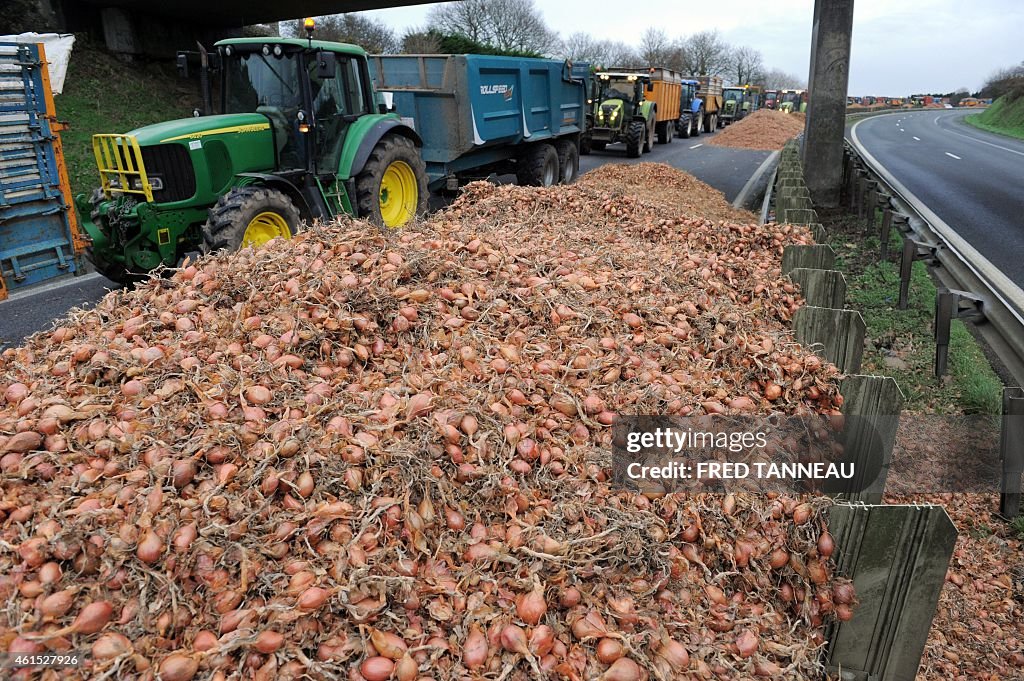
[731,45,764,86]
[639,28,673,66]
[760,68,806,90]
[288,14,399,53]
[604,42,643,69]
[560,32,606,64]
[427,0,559,55]
[980,61,1024,100]
[679,30,732,76]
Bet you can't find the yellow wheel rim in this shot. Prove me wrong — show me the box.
[379,160,418,228]
[242,211,291,247]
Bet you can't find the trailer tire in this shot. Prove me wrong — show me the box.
[355,134,428,229]
[643,117,656,153]
[624,121,645,158]
[657,121,674,144]
[517,143,559,187]
[202,186,300,255]
[554,140,579,184]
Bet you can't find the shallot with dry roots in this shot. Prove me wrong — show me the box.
[0,164,854,680]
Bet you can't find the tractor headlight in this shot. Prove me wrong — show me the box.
[262,45,270,56]
[131,177,163,191]
[273,45,283,57]
[610,109,618,121]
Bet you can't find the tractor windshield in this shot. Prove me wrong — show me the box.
[599,78,637,103]
[224,52,302,115]
[724,90,743,101]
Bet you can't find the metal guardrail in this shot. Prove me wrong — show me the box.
[845,113,1024,516]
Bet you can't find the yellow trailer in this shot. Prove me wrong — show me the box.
[621,67,683,144]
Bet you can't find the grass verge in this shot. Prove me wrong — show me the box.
[820,209,1003,415]
[963,95,1024,141]
[55,35,200,200]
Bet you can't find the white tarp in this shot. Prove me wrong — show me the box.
[0,33,76,94]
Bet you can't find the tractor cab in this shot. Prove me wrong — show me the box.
[764,90,779,109]
[779,89,807,113]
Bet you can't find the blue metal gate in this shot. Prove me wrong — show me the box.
[0,41,81,297]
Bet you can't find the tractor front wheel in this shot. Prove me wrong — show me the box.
[678,117,690,139]
[625,121,645,158]
[355,135,428,228]
[643,117,656,153]
[692,110,703,137]
[202,186,300,255]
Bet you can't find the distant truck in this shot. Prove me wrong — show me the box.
[370,54,590,188]
[696,75,724,130]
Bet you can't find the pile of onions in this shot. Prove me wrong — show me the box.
[0,168,852,680]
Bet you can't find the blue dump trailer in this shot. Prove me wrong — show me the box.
[368,55,590,191]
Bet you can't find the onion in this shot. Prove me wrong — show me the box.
[92,632,132,659]
[516,582,547,625]
[655,637,689,671]
[817,531,835,558]
[596,638,624,664]
[601,657,642,681]
[3,382,29,404]
[370,628,408,659]
[2,431,42,453]
[463,624,488,669]
[40,588,76,617]
[395,654,418,681]
[735,629,759,658]
[159,653,199,681]
[136,529,164,564]
[360,656,395,681]
[529,624,555,657]
[500,624,530,655]
[560,586,582,608]
[254,630,284,654]
[297,586,330,611]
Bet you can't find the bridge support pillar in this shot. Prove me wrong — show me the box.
[802,0,855,207]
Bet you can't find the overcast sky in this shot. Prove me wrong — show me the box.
[357,0,1022,95]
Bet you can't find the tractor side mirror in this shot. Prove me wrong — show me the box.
[176,52,189,78]
[317,51,337,79]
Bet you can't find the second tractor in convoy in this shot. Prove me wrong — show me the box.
[586,71,658,157]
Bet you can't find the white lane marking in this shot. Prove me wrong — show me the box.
[913,136,921,141]
[945,152,961,160]
[690,143,703,149]
[937,116,1024,157]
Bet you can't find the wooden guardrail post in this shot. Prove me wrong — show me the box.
[793,306,866,374]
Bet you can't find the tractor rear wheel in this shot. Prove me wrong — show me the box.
[624,121,645,158]
[355,134,428,228]
[554,140,579,184]
[517,143,559,187]
[202,186,300,255]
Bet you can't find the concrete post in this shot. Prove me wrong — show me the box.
[803,0,855,207]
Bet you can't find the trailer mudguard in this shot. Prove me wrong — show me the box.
[339,118,422,181]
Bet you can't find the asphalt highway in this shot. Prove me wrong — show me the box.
[0,130,770,350]
[849,109,1024,284]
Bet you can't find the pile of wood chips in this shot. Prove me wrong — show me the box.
[709,111,807,151]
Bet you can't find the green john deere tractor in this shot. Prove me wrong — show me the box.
[585,72,656,158]
[77,31,427,283]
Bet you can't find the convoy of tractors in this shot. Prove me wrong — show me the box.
[77,28,773,279]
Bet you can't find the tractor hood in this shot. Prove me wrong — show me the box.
[126,113,273,147]
[596,99,626,125]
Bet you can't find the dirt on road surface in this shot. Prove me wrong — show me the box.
[710,110,806,151]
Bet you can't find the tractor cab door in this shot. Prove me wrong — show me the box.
[307,54,371,178]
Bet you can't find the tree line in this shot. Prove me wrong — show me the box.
[276,0,805,88]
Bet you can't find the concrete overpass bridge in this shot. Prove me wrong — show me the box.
[12,0,433,57]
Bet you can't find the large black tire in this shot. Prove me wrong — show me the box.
[624,120,645,158]
[554,140,580,184]
[202,186,300,255]
[84,246,133,286]
[516,143,559,187]
[692,109,703,137]
[355,134,428,228]
[678,117,690,139]
[579,136,592,156]
[656,121,667,144]
[643,116,656,153]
